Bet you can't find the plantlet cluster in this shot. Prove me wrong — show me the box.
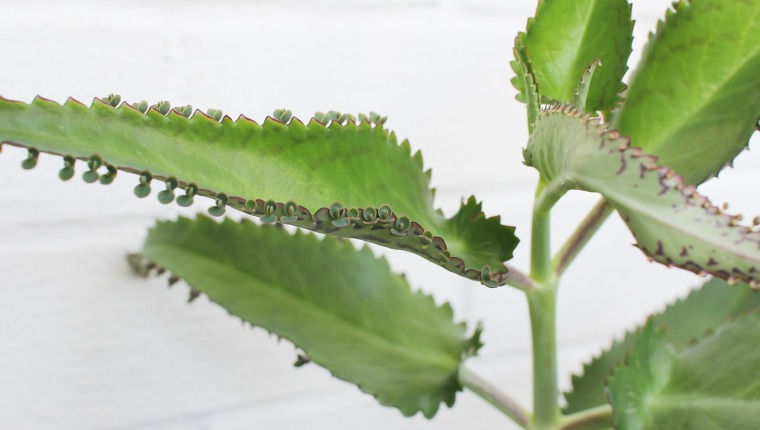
[2,0,759,429]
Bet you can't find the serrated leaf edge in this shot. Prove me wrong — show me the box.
[0,95,515,287]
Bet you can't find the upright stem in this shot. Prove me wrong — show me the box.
[531,178,561,283]
[527,178,562,429]
[527,286,559,429]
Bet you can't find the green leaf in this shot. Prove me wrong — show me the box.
[516,0,633,112]
[564,278,760,416]
[134,216,482,418]
[525,105,760,286]
[573,59,600,112]
[612,0,760,185]
[510,35,541,132]
[608,312,760,429]
[0,96,519,286]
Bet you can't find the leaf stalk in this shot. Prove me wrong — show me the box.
[552,198,613,278]
[459,365,530,428]
[559,404,613,430]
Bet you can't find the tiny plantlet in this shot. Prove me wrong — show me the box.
[2,0,760,429]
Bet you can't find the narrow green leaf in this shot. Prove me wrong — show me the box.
[526,105,760,286]
[564,278,760,416]
[608,312,760,429]
[573,59,600,112]
[518,0,633,112]
[612,0,760,184]
[510,35,541,132]
[136,216,482,418]
[0,96,519,286]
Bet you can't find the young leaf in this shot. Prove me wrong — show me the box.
[525,105,760,286]
[608,312,760,429]
[135,216,482,418]
[564,278,760,415]
[516,0,633,112]
[0,96,518,286]
[510,35,540,131]
[612,0,760,184]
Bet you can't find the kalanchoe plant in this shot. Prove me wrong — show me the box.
[2,0,760,428]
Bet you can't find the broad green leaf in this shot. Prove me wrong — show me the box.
[564,278,760,416]
[134,216,482,418]
[612,0,760,184]
[515,0,633,112]
[0,96,519,286]
[608,312,760,429]
[525,105,760,286]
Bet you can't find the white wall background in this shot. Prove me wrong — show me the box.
[1,1,758,429]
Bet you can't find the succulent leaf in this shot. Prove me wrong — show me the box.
[510,34,541,131]
[607,312,760,429]
[526,105,760,285]
[0,96,519,286]
[573,59,600,112]
[136,216,482,418]
[564,278,760,416]
[516,0,633,112]
[612,0,760,184]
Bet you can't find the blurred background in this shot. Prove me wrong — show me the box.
[1,0,758,429]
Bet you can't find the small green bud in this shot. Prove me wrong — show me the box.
[21,148,39,170]
[59,156,76,181]
[377,204,393,221]
[99,165,117,185]
[207,108,223,121]
[281,200,299,223]
[155,101,171,115]
[261,200,278,223]
[135,100,149,113]
[208,193,228,217]
[134,172,152,198]
[104,94,121,107]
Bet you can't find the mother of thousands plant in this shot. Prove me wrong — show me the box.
[2,0,760,428]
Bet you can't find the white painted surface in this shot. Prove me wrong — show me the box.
[0,0,758,429]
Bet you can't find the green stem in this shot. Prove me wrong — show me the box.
[559,404,613,430]
[459,365,530,428]
[531,179,562,283]
[527,286,559,429]
[504,263,536,291]
[527,177,564,429]
[552,198,613,278]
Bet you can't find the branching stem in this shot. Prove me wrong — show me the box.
[459,365,530,428]
[559,404,613,430]
[552,198,613,278]
[504,263,536,291]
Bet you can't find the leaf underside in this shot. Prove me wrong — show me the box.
[607,312,760,429]
[134,216,482,418]
[612,0,760,184]
[564,278,760,416]
[0,96,519,286]
[515,0,633,112]
[526,105,760,286]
